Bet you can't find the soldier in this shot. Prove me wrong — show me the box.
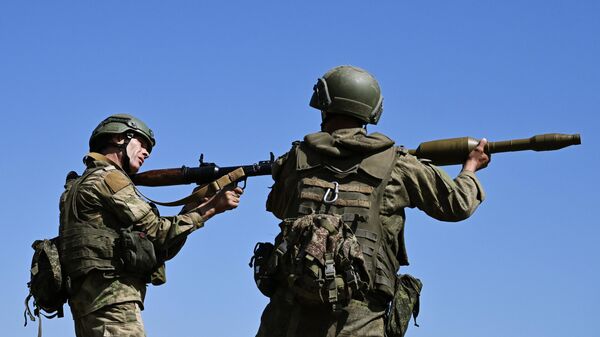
[59,114,243,337]
[254,66,490,337]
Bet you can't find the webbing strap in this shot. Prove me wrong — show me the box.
[355,228,378,242]
[300,191,371,208]
[60,227,119,238]
[301,177,374,193]
[135,167,246,207]
[324,252,338,310]
[23,294,44,337]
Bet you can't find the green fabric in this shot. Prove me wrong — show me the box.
[117,227,158,277]
[260,128,485,336]
[26,237,68,319]
[293,140,398,296]
[257,289,387,337]
[59,224,120,279]
[59,154,205,318]
[250,242,277,297]
[303,128,394,157]
[385,274,423,337]
[74,301,145,337]
[276,214,369,309]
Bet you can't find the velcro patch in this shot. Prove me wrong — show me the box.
[104,171,131,194]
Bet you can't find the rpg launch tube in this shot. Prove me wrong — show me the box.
[408,133,581,166]
[131,166,219,187]
[131,162,272,187]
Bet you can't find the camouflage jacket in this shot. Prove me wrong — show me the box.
[59,153,205,318]
[267,128,485,281]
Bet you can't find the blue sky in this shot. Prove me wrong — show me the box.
[1,1,598,336]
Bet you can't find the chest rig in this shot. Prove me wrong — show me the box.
[290,142,398,298]
[59,164,158,285]
[59,167,121,282]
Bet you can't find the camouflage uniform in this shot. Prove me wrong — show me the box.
[256,128,485,337]
[59,153,206,337]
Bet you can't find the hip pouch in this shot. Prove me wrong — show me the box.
[385,274,423,337]
[117,227,157,277]
[249,242,278,297]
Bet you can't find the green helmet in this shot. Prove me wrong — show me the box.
[309,65,383,125]
[89,114,156,152]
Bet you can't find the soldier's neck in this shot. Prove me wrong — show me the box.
[102,149,125,171]
[321,117,364,134]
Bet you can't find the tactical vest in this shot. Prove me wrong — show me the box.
[58,166,121,280]
[288,142,400,297]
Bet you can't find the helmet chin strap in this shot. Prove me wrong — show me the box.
[112,133,134,174]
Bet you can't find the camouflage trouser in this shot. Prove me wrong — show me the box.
[74,301,146,337]
[256,289,387,337]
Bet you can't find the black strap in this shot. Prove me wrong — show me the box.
[23,293,51,337]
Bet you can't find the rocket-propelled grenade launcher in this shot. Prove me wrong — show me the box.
[409,133,581,166]
[131,154,274,187]
[131,133,581,187]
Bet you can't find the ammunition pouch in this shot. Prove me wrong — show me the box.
[385,274,423,337]
[117,227,158,278]
[275,214,370,311]
[249,242,278,297]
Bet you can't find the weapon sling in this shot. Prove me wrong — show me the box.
[134,167,246,207]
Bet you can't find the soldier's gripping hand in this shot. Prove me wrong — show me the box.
[198,186,244,221]
[462,138,491,172]
[213,186,243,214]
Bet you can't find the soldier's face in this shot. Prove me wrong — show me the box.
[126,136,150,173]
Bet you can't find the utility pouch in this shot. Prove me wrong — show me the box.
[385,274,423,337]
[117,227,157,277]
[24,237,68,330]
[249,242,278,297]
[150,263,167,286]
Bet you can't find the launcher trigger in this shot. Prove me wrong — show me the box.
[236,178,247,190]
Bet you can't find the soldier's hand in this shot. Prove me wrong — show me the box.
[213,186,243,214]
[463,138,490,172]
[197,186,243,221]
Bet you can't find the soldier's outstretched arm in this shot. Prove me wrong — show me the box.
[388,152,485,222]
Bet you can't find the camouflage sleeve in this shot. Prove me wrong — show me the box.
[383,154,485,222]
[266,146,298,219]
[96,169,205,251]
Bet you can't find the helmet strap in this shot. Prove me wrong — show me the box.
[314,78,332,109]
[111,133,134,174]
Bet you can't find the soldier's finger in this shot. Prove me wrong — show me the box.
[476,138,488,151]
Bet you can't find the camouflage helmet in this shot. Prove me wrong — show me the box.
[89,114,156,152]
[309,65,383,125]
